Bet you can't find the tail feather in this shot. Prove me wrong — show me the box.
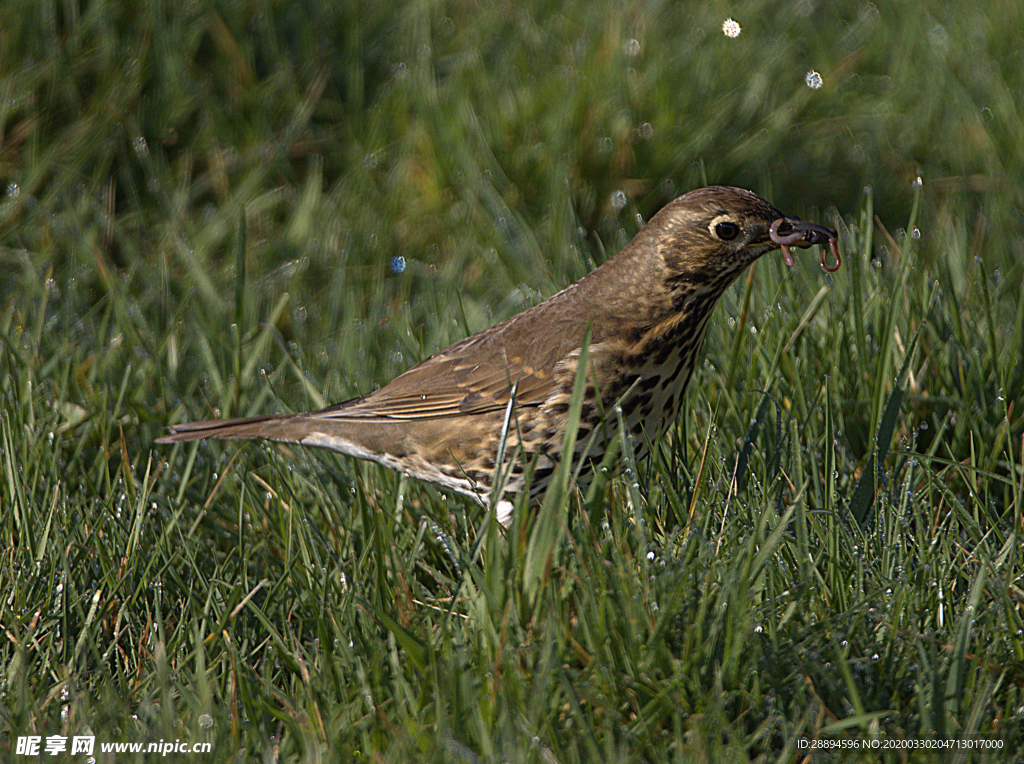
[155,414,303,444]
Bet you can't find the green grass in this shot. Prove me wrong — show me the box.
[2,0,1023,761]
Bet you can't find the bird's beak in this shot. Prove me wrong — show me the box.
[768,218,841,272]
[770,218,837,248]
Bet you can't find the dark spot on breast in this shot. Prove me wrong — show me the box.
[654,344,674,365]
[639,375,662,393]
[521,429,542,446]
[674,387,686,409]
[661,363,682,386]
[549,400,570,416]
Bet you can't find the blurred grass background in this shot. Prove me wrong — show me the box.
[1,0,1022,761]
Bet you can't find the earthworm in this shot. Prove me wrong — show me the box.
[769,218,841,273]
[821,238,841,272]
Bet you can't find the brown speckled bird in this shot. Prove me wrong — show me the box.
[157,186,840,525]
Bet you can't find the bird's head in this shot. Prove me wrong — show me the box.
[651,186,839,290]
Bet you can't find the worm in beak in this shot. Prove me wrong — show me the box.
[769,218,842,273]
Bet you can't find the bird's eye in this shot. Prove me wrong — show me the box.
[714,221,740,241]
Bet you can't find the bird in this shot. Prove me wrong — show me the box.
[157,186,840,526]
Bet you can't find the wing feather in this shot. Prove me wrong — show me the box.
[308,297,598,422]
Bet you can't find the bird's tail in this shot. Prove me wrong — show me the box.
[155,414,303,444]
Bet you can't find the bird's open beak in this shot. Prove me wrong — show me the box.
[768,218,841,273]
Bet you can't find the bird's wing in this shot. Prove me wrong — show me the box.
[310,305,590,422]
